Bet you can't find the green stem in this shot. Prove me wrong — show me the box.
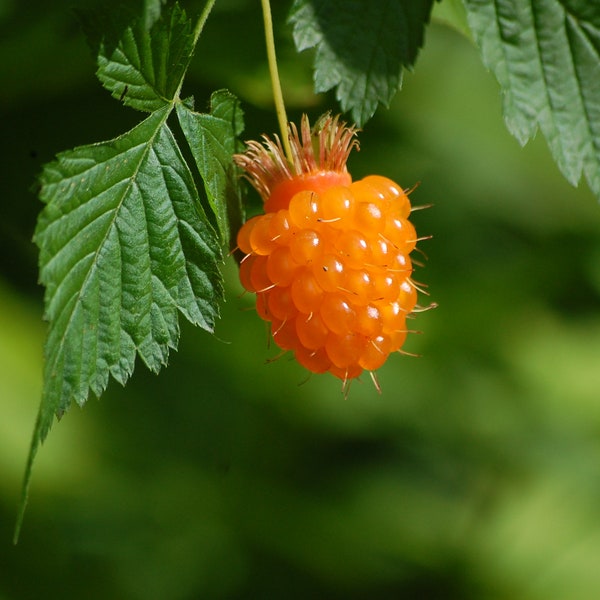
[260,0,293,163]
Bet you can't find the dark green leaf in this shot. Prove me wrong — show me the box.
[81,2,196,111]
[463,0,600,200]
[177,90,245,249]
[289,0,436,126]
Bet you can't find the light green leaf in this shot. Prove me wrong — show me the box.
[463,0,600,200]
[288,0,437,126]
[177,90,245,249]
[17,106,223,541]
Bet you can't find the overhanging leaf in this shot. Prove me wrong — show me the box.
[177,90,245,249]
[288,0,436,126]
[463,0,600,200]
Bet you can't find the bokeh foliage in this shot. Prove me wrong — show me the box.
[2,0,600,598]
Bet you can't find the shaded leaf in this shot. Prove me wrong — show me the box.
[464,0,600,200]
[177,90,245,248]
[289,0,436,125]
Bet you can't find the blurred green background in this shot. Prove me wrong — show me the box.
[3,1,600,598]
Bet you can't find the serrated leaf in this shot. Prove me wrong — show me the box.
[16,105,223,541]
[289,0,436,126]
[81,1,196,111]
[463,0,600,200]
[177,90,245,249]
[36,103,222,416]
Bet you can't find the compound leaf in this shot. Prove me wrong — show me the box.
[289,0,436,126]
[464,0,600,200]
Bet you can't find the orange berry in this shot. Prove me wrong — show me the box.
[289,190,321,228]
[313,254,345,293]
[248,212,276,255]
[359,334,393,371]
[271,318,299,351]
[353,175,411,219]
[389,329,409,352]
[384,217,417,252]
[267,246,298,286]
[352,201,384,232]
[267,286,296,321]
[233,114,430,387]
[334,229,372,268]
[320,293,356,334]
[370,237,392,266]
[354,304,383,337]
[236,216,259,254]
[296,312,329,350]
[380,300,408,334]
[328,362,363,382]
[238,254,256,292]
[319,186,355,224]
[294,346,331,374]
[289,229,323,264]
[343,268,375,305]
[398,279,418,313]
[389,251,411,275]
[248,255,272,293]
[269,209,295,244]
[371,270,400,303]
[291,269,325,314]
[325,332,367,369]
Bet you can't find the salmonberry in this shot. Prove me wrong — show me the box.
[234,114,428,389]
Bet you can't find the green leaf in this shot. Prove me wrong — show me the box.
[16,105,223,541]
[177,90,245,249]
[36,105,222,401]
[288,0,436,126]
[463,0,600,200]
[80,1,196,111]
